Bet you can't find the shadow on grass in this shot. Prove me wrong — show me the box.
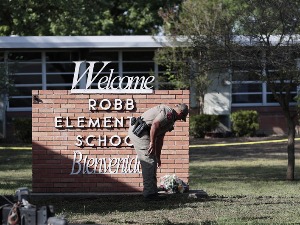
[31,194,210,215]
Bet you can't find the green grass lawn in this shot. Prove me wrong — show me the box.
[1,140,300,224]
[0,148,32,195]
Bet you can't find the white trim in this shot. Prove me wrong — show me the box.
[0,36,169,49]
[47,83,71,87]
[118,51,123,78]
[154,62,159,90]
[42,51,47,90]
[7,107,32,112]
[14,84,42,87]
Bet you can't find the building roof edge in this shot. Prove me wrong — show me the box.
[0,35,170,49]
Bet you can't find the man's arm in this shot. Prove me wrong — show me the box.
[147,119,160,156]
[155,134,165,168]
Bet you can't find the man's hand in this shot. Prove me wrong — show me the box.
[157,158,161,168]
[146,142,155,156]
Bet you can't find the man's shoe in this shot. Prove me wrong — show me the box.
[144,193,167,201]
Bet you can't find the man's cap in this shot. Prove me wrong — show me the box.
[177,103,189,122]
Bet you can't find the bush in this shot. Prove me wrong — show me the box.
[231,110,259,137]
[190,114,219,138]
[13,118,32,143]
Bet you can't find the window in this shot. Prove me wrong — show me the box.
[122,51,155,78]
[4,49,167,111]
[231,70,298,106]
[7,52,42,109]
[45,51,79,90]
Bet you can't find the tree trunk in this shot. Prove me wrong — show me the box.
[286,118,295,181]
[199,94,205,114]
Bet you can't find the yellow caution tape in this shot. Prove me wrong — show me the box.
[189,137,300,148]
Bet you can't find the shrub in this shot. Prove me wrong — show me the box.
[190,114,219,138]
[231,110,259,137]
[13,118,32,143]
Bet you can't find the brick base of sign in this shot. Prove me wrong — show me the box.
[32,90,189,193]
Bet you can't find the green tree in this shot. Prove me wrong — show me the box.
[157,0,300,180]
[155,0,236,113]
[0,0,182,35]
[231,0,300,181]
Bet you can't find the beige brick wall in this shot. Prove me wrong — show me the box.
[32,90,189,193]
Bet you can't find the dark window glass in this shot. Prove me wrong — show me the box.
[46,74,74,84]
[232,94,262,103]
[123,51,154,61]
[9,98,33,107]
[11,63,42,73]
[123,62,154,72]
[232,83,262,93]
[46,63,75,73]
[12,75,42,84]
[11,86,42,96]
[266,83,297,92]
[46,52,79,61]
[0,52,4,62]
[158,65,168,72]
[232,72,261,81]
[87,52,118,61]
[267,93,297,103]
[8,52,41,61]
[93,62,118,73]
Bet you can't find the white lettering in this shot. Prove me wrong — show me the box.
[98,135,107,146]
[88,98,135,111]
[88,99,97,110]
[70,152,141,174]
[124,135,133,147]
[114,117,123,127]
[114,99,123,110]
[86,61,111,88]
[86,135,95,147]
[126,99,134,110]
[70,61,155,94]
[99,99,111,110]
[110,135,122,146]
[103,117,112,128]
[75,135,83,147]
[88,118,100,127]
[65,116,74,128]
[55,116,63,128]
[74,135,131,147]
[70,151,82,174]
[77,116,85,128]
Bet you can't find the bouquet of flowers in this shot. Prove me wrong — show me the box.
[159,174,189,194]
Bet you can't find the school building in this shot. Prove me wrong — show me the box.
[0,36,296,139]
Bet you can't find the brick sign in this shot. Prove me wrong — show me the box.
[32,90,189,193]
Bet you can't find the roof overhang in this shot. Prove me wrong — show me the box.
[0,36,170,49]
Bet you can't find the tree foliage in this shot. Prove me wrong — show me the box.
[230,0,300,181]
[0,0,182,35]
[157,0,300,180]
[0,64,14,95]
[155,0,237,113]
